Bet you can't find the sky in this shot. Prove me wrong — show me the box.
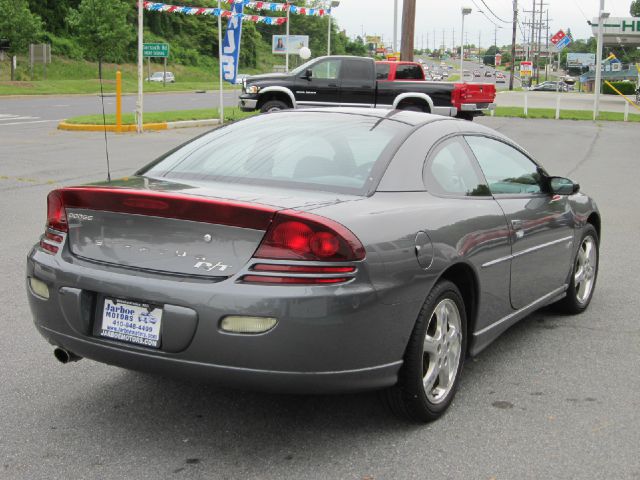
[331,0,636,49]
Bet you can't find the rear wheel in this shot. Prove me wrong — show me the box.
[456,112,474,121]
[383,280,467,422]
[260,99,289,113]
[554,224,599,314]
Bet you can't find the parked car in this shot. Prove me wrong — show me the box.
[146,71,175,83]
[239,56,495,120]
[28,108,600,423]
[485,70,493,77]
[473,70,481,77]
[531,81,569,92]
[495,72,506,83]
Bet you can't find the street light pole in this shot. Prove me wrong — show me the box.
[327,1,340,56]
[136,0,143,133]
[593,0,607,120]
[460,8,472,81]
[217,0,224,125]
[393,0,398,53]
[285,6,290,71]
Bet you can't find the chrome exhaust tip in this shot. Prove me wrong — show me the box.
[53,347,82,364]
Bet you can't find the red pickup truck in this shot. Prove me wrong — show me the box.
[376,61,496,120]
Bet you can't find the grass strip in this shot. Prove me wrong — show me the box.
[65,108,256,125]
[494,106,640,122]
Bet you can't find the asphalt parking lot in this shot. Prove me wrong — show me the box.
[1,116,638,479]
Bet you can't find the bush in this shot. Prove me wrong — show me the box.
[603,81,637,95]
[47,33,84,60]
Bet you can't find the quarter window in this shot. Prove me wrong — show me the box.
[465,136,542,195]
[425,139,490,196]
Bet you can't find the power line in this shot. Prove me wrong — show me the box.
[469,0,502,28]
[478,0,511,24]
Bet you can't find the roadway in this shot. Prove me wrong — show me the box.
[0,111,639,479]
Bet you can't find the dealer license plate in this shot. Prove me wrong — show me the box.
[100,298,162,348]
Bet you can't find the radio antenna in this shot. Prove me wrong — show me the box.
[98,62,112,182]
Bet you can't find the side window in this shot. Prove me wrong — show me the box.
[342,60,372,81]
[375,63,390,80]
[465,136,542,195]
[424,139,490,197]
[395,64,423,80]
[310,59,341,80]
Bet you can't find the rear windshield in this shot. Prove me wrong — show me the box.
[140,112,410,195]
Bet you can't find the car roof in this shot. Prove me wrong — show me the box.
[282,107,458,127]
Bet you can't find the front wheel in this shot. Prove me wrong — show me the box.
[554,224,599,314]
[383,280,467,422]
[260,99,289,113]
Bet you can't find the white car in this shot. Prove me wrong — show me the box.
[146,72,176,83]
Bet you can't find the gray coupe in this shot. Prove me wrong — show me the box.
[27,108,600,422]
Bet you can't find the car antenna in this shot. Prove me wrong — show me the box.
[98,63,111,182]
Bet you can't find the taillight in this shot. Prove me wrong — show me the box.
[252,264,356,274]
[254,210,365,262]
[241,275,350,285]
[47,190,68,232]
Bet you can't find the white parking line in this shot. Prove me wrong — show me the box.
[0,119,61,126]
[0,116,39,122]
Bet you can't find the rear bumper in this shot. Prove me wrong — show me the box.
[26,246,411,394]
[460,102,497,112]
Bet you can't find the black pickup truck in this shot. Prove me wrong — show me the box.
[239,55,493,119]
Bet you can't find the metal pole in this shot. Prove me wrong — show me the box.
[116,70,122,133]
[136,0,143,133]
[393,0,398,54]
[594,0,605,120]
[328,12,332,55]
[285,7,290,71]
[460,14,465,81]
[163,57,167,87]
[218,0,224,125]
[509,0,517,91]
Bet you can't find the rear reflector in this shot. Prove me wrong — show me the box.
[51,187,278,231]
[254,210,365,262]
[39,240,59,254]
[252,264,355,274]
[241,275,350,285]
[220,316,278,334]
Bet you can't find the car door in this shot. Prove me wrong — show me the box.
[465,135,575,310]
[294,58,341,106]
[339,58,375,107]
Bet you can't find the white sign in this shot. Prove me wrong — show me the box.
[520,61,533,77]
[272,35,309,55]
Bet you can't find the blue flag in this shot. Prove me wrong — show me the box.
[221,3,244,84]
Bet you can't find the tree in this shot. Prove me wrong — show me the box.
[631,0,640,16]
[0,0,43,80]
[66,0,133,76]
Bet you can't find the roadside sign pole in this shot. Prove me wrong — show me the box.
[163,57,167,87]
[524,88,528,116]
[136,0,144,134]
[555,81,560,120]
[218,0,224,125]
[593,0,605,120]
[116,70,123,133]
[285,7,290,72]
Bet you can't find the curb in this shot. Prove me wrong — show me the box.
[57,118,219,132]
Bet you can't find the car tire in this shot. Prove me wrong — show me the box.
[260,100,289,113]
[383,280,467,422]
[553,224,599,314]
[456,112,474,121]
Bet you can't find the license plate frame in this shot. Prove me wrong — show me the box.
[99,297,162,348]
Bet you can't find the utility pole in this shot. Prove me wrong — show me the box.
[393,0,398,54]
[452,28,455,57]
[136,0,143,133]
[400,0,416,61]
[442,29,446,56]
[530,0,536,72]
[479,31,482,64]
[545,9,550,81]
[594,0,606,119]
[509,0,518,90]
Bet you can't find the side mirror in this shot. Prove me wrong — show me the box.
[549,176,580,195]
[303,69,313,80]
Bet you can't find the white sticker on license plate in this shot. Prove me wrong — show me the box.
[100,298,162,348]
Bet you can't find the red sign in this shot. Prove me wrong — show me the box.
[495,53,502,66]
[550,30,566,45]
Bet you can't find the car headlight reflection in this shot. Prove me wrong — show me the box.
[245,85,260,94]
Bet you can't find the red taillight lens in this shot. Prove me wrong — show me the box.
[254,211,365,262]
[242,275,350,285]
[252,264,356,274]
[47,190,68,232]
[39,240,59,254]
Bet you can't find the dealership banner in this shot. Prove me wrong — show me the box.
[223,1,331,16]
[143,2,287,24]
[221,1,244,84]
